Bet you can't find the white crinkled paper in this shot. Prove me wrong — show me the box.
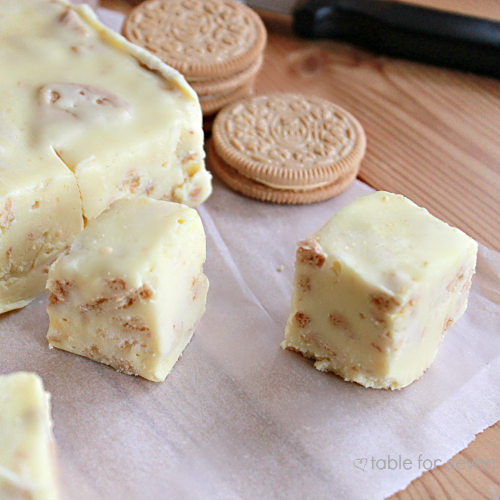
[1,179,500,500]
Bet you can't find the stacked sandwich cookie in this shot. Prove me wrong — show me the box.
[123,0,267,131]
[209,93,367,203]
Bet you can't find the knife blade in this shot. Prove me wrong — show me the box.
[291,0,500,78]
[243,0,295,15]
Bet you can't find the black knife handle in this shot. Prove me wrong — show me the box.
[293,0,500,78]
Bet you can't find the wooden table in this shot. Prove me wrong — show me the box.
[105,0,500,497]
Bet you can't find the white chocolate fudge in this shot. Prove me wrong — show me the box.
[46,198,209,382]
[0,372,59,500]
[0,147,83,313]
[282,191,478,389]
[0,0,211,313]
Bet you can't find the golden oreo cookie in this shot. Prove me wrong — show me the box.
[190,56,263,97]
[199,79,255,116]
[208,141,358,204]
[123,0,267,79]
[211,93,366,195]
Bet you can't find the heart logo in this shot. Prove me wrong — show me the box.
[354,458,368,471]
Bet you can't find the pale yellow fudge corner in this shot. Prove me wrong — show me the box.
[0,148,84,314]
[46,198,209,382]
[282,191,478,390]
[55,2,212,220]
[0,372,59,500]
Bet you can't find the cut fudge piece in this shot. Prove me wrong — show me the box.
[0,147,83,314]
[0,372,59,500]
[282,191,478,389]
[0,0,211,312]
[46,198,209,382]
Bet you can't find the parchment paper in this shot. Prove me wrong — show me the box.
[1,178,500,500]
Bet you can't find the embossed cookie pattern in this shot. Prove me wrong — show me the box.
[213,94,366,188]
[124,0,267,77]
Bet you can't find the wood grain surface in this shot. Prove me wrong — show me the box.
[395,0,500,21]
[104,0,500,498]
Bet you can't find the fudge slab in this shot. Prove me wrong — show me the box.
[46,198,209,382]
[282,191,478,389]
[0,0,211,312]
[0,372,59,500]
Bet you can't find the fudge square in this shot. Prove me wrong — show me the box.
[282,191,478,389]
[46,198,209,382]
[0,372,59,500]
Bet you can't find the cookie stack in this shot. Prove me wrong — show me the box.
[209,93,367,204]
[123,0,267,131]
